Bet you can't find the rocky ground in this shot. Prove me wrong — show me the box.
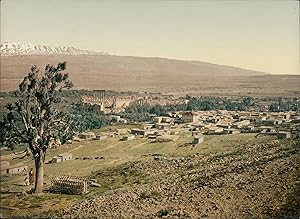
[32,138,300,219]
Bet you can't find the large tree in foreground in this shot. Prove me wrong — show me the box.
[0,62,74,194]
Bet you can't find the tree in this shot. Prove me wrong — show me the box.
[0,62,74,194]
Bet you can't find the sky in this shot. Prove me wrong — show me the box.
[1,0,299,74]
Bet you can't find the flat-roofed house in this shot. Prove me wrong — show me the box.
[0,161,10,176]
[182,111,199,123]
[193,134,204,145]
[153,117,163,123]
[207,126,224,135]
[6,163,28,175]
[141,123,154,130]
[217,123,231,129]
[57,153,72,162]
[51,156,62,163]
[94,135,108,141]
[108,115,121,123]
[79,132,96,140]
[161,117,173,123]
[155,123,171,130]
[224,128,241,134]
[277,131,291,139]
[232,120,250,129]
[122,134,135,141]
[131,128,155,137]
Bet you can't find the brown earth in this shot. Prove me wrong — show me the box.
[1,55,299,96]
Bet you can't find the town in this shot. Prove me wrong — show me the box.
[1,90,299,177]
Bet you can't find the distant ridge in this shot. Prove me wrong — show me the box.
[1,42,283,94]
[0,42,108,56]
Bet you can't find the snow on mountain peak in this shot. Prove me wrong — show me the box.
[0,42,107,56]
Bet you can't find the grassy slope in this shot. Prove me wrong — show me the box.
[0,127,275,217]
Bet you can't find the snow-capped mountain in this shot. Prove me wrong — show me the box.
[0,42,107,56]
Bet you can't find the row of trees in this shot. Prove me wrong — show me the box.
[121,97,255,122]
[121,96,299,122]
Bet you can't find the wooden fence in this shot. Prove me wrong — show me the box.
[51,175,88,195]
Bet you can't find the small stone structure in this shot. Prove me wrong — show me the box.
[123,134,135,141]
[51,175,88,195]
[58,153,73,161]
[193,134,204,145]
[51,153,72,163]
[94,135,108,141]
[277,131,291,139]
[0,161,28,176]
[79,132,96,140]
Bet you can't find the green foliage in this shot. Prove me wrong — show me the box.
[69,102,108,133]
[0,63,75,153]
[121,105,151,122]
[120,96,261,122]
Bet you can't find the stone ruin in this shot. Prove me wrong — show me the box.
[51,175,88,195]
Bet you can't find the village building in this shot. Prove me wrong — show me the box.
[232,120,250,129]
[192,130,203,136]
[224,128,241,134]
[161,116,173,123]
[131,128,155,137]
[258,126,276,135]
[154,130,165,136]
[0,161,10,176]
[148,135,157,140]
[277,131,291,139]
[52,153,72,163]
[155,123,172,130]
[207,126,224,135]
[153,117,163,123]
[116,128,130,135]
[1,162,28,175]
[51,156,61,163]
[108,115,121,123]
[217,123,231,129]
[94,135,108,141]
[193,134,204,145]
[51,156,62,163]
[79,132,96,140]
[58,153,73,161]
[122,134,135,141]
[238,111,252,117]
[141,123,154,130]
[181,111,199,123]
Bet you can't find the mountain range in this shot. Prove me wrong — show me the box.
[1,42,299,96]
[1,42,107,56]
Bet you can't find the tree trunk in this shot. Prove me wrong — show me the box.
[34,157,44,194]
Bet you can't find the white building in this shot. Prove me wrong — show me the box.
[182,111,199,123]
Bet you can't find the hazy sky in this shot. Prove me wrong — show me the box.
[1,0,299,74]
